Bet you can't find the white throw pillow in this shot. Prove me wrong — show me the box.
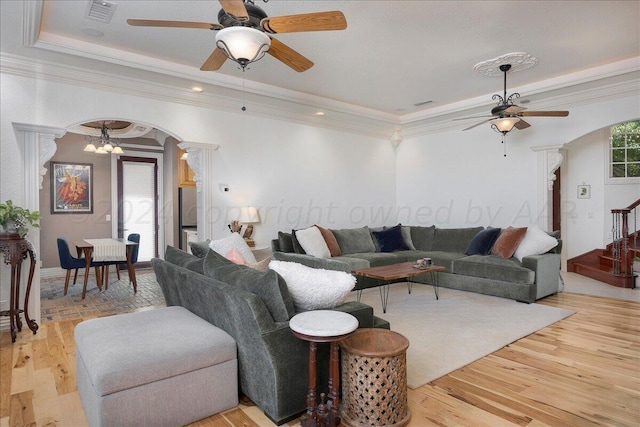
[269,260,356,311]
[295,226,331,258]
[209,232,257,264]
[513,226,559,262]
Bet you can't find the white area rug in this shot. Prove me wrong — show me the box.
[346,283,574,389]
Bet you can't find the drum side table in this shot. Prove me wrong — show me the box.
[340,328,410,427]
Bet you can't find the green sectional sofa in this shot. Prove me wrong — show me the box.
[272,225,562,303]
[151,245,389,425]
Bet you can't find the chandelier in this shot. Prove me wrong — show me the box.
[84,122,124,154]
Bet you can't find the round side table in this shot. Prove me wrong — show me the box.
[290,310,359,427]
[340,328,410,427]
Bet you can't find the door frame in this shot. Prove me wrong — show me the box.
[110,150,164,260]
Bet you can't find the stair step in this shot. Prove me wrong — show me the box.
[573,262,636,288]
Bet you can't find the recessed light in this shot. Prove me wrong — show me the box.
[191,86,204,93]
[315,111,325,116]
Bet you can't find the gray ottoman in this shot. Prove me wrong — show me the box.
[75,306,238,427]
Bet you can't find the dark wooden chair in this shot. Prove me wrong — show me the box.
[56,238,103,295]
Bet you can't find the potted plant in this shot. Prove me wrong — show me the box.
[0,200,40,238]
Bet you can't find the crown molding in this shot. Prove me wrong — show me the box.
[1,52,398,139]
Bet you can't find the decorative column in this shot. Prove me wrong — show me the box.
[10,123,66,327]
[178,141,220,241]
[531,144,564,231]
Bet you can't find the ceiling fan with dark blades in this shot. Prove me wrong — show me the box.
[127,0,347,72]
[456,64,569,132]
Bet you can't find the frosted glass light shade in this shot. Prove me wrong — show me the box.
[216,27,270,66]
[490,117,520,133]
[112,146,124,154]
[103,142,114,152]
[84,143,97,152]
[95,146,108,154]
[238,206,260,224]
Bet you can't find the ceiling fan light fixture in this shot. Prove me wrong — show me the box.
[490,117,520,134]
[215,27,270,70]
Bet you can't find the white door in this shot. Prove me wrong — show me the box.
[116,156,160,264]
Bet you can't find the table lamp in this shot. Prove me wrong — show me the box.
[238,206,260,247]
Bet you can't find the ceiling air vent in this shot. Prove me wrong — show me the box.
[85,0,117,24]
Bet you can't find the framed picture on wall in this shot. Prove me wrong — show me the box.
[577,184,591,199]
[50,162,93,214]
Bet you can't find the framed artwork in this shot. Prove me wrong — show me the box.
[577,184,591,199]
[50,162,93,214]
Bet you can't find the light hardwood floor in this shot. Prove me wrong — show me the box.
[1,291,638,426]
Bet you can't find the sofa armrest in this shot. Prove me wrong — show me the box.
[521,253,561,300]
[272,251,352,272]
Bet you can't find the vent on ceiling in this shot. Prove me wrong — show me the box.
[86,0,117,23]
[414,100,434,107]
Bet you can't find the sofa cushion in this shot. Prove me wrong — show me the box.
[453,255,535,285]
[491,227,528,259]
[316,225,342,257]
[269,260,355,311]
[189,240,212,258]
[432,227,484,253]
[295,226,331,258]
[209,233,257,263]
[330,255,371,271]
[165,245,205,274]
[203,247,235,269]
[465,227,502,255]
[204,263,295,322]
[291,230,307,254]
[278,231,294,253]
[372,224,410,252]
[347,252,409,267]
[331,227,376,254]
[513,226,559,261]
[410,226,436,251]
[401,226,416,250]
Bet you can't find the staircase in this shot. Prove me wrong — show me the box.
[568,198,639,288]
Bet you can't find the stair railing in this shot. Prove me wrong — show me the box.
[611,198,640,278]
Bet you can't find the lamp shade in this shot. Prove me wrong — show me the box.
[84,143,97,152]
[238,206,260,224]
[490,116,520,133]
[216,27,270,67]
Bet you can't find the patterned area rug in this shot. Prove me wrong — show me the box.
[40,269,166,323]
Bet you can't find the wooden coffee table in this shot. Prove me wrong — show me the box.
[352,262,445,313]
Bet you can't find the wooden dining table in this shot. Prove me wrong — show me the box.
[74,238,139,299]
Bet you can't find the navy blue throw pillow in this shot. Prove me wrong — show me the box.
[373,224,410,253]
[465,227,502,255]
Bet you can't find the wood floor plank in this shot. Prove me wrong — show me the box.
[9,391,35,427]
[45,324,75,396]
